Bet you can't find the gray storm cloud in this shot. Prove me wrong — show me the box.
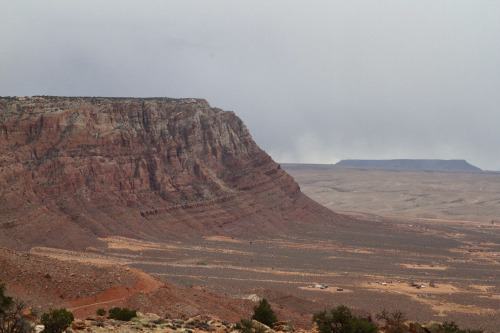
[1,1,500,170]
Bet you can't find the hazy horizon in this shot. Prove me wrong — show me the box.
[2,1,500,170]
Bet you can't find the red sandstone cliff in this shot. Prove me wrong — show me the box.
[0,97,346,250]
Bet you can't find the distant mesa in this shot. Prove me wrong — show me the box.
[335,159,481,172]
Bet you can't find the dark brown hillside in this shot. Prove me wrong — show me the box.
[0,97,347,250]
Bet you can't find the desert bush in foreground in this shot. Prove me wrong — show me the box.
[0,283,33,333]
[439,321,463,333]
[108,307,136,321]
[251,299,277,327]
[40,308,74,333]
[312,305,377,333]
[96,308,106,316]
[376,309,408,333]
[0,284,13,317]
[436,321,483,333]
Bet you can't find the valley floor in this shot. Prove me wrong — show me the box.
[30,216,500,331]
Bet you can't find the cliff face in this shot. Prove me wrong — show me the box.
[0,97,339,250]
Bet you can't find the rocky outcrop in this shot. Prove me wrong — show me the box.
[0,97,343,250]
[336,159,482,172]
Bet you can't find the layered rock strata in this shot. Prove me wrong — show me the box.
[0,97,344,249]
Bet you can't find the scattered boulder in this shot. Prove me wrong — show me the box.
[71,320,86,330]
[272,321,294,332]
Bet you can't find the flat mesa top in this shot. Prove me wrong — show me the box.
[334,159,482,172]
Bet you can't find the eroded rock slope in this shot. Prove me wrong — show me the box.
[0,97,343,250]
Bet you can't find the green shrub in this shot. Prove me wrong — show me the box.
[96,308,106,316]
[40,308,74,333]
[251,299,277,327]
[1,283,33,333]
[0,283,14,316]
[313,305,377,333]
[439,321,462,333]
[349,318,378,333]
[108,307,136,321]
[436,321,483,333]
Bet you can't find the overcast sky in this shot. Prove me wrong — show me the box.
[2,1,500,170]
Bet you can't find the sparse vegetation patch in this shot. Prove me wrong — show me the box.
[108,307,137,321]
[40,308,74,333]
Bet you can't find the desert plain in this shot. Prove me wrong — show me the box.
[28,164,500,331]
